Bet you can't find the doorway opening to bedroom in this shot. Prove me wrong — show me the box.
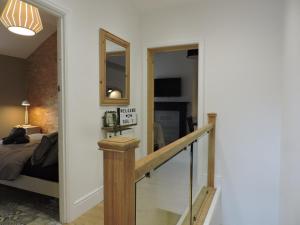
[0,0,65,223]
[147,44,199,154]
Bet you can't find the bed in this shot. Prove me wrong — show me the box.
[0,134,59,198]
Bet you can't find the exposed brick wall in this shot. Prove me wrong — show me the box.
[26,33,58,133]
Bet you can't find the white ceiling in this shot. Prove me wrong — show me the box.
[0,0,58,59]
[131,0,198,13]
[0,0,196,59]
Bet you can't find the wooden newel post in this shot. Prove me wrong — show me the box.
[98,137,140,225]
[207,113,217,188]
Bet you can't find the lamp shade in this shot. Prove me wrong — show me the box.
[21,100,30,106]
[0,0,43,36]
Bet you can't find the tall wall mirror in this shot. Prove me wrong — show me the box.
[100,29,130,105]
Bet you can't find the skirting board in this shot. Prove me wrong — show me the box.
[0,175,59,198]
[69,186,103,222]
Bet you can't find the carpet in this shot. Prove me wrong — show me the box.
[0,184,60,225]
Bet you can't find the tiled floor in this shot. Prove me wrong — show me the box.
[0,185,60,225]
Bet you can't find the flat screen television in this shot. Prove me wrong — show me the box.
[155,78,181,97]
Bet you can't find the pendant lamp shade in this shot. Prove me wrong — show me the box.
[0,0,43,36]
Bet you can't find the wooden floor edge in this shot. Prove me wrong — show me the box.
[194,188,216,225]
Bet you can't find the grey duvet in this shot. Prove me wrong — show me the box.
[0,136,41,181]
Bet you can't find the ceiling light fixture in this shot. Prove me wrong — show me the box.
[0,0,43,36]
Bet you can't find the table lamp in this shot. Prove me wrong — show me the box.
[21,100,30,125]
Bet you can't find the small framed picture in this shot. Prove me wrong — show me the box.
[104,111,118,127]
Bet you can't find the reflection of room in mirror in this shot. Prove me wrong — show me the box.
[107,88,122,98]
[106,40,126,98]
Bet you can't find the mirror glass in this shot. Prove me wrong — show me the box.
[106,40,126,99]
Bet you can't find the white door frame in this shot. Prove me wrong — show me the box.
[142,40,207,204]
[25,0,69,222]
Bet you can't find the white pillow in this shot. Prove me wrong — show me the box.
[28,133,44,142]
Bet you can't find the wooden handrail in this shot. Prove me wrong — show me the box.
[135,115,216,182]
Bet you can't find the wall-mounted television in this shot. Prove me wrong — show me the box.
[155,78,181,97]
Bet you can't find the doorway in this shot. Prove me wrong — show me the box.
[0,0,67,223]
[147,44,199,154]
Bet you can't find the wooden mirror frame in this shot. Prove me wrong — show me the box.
[100,29,130,105]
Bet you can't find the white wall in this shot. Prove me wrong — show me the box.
[140,1,284,225]
[280,0,300,225]
[34,0,142,222]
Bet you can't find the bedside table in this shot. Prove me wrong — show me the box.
[15,125,41,135]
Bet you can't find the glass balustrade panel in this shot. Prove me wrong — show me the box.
[136,148,191,225]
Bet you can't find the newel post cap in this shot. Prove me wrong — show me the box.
[98,136,140,152]
[207,113,217,118]
[208,113,217,123]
